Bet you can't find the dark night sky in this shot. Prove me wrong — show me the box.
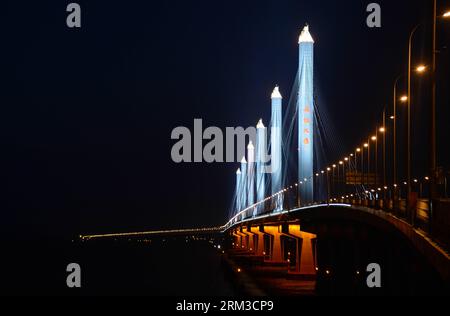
[2,0,449,240]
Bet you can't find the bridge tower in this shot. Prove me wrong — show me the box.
[235,168,241,213]
[298,24,314,203]
[256,119,267,214]
[240,157,247,210]
[247,141,255,216]
[271,86,283,211]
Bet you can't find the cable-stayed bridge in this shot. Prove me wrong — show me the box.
[81,25,450,289]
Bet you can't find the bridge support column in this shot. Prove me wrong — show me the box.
[262,225,284,263]
[287,224,317,276]
[232,229,241,249]
[236,229,248,249]
[250,226,265,256]
[243,226,256,253]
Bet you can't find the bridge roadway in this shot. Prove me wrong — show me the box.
[79,226,222,240]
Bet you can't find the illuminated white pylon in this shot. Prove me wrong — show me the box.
[256,119,267,215]
[240,156,247,210]
[236,168,242,213]
[298,24,314,203]
[247,141,255,216]
[271,86,283,211]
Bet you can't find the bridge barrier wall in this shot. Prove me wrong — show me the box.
[432,199,450,247]
[350,197,448,247]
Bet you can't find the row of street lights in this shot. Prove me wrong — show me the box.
[329,4,450,226]
[402,3,449,225]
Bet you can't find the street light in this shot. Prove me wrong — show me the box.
[400,95,408,102]
[416,65,427,73]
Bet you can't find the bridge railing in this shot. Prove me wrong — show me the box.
[334,196,450,248]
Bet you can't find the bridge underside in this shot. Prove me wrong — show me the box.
[231,224,317,276]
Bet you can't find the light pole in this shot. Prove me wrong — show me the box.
[430,1,437,231]
[326,167,331,204]
[355,148,361,199]
[379,123,386,198]
[368,139,371,192]
[392,75,403,189]
[339,161,344,197]
[395,94,408,201]
[430,3,450,231]
[373,134,378,196]
[430,9,450,169]
[370,135,377,199]
[407,23,421,224]
[344,157,349,196]
[332,164,336,199]
[321,170,325,203]
[349,154,354,197]
[431,0,437,185]
[315,173,319,202]
[335,164,339,198]
[361,143,369,196]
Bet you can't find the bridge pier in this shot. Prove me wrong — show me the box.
[250,226,265,257]
[236,228,249,250]
[257,224,317,274]
[261,225,285,263]
[242,226,256,253]
[284,224,317,276]
[232,229,241,249]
